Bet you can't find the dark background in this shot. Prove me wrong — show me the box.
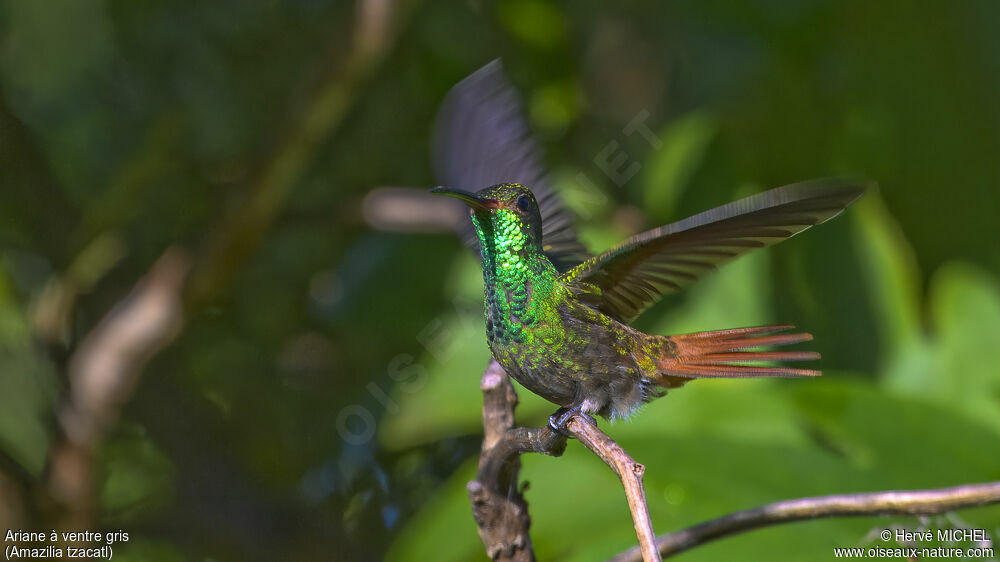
[1,1,998,561]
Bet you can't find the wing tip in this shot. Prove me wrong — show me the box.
[786,176,875,212]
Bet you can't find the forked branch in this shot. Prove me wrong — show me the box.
[471,361,661,561]
[469,361,565,562]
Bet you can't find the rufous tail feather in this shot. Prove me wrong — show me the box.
[655,325,820,386]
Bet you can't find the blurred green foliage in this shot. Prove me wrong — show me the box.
[1,1,998,561]
[0,268,58,478]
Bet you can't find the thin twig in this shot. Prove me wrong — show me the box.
[609,481,1000,562]
[565,415,661,562]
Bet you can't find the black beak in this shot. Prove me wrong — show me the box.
[430,186,499,211]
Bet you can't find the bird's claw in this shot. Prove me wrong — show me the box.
[547,405,593,437]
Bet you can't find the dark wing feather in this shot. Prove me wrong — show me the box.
[560,178,870,323]
[433,60,589,271]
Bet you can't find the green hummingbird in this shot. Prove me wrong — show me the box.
[430,62,867,424]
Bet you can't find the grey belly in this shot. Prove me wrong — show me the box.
[492,347,581,407]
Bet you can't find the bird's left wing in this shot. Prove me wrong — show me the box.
[559,179,869,323]
[433,60,589,272]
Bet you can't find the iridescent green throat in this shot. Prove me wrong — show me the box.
[471,208,561,344]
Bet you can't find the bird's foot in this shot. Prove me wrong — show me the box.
[547,405,594,437]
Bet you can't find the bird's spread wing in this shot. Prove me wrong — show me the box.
[433,60,589,272]
[559,179,870,323]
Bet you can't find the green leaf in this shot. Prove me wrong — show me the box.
[97,423,175,523]
[551,165,615,224]
[530,80,580,137]
[0,264,58,478]
[882,262,1000,435]
[850,192,923,362]
[497,0,567,50]
[641,111,717,222]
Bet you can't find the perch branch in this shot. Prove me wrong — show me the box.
[565,415,661,562]
[471,360,662,562]
[609,480,1000,562]
[469,360,567,562]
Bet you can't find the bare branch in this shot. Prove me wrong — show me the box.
[470,361,567,562]
[477,362,567,487]
[565,415,661,562]
[608,481,1000,562]
[470,360,663,562]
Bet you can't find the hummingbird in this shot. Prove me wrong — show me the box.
[430,62,867,424]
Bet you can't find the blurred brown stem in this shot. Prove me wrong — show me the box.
[49,248,191,529]
[187,0,415,306]
[609,481,1000,562]
[41,0,415,533]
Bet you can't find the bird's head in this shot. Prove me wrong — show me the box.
[431,183,544,253]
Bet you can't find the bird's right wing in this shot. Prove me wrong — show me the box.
[559,179,870,323]
[433,60,589,272]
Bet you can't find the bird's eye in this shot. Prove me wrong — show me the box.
[516,195,531,212]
